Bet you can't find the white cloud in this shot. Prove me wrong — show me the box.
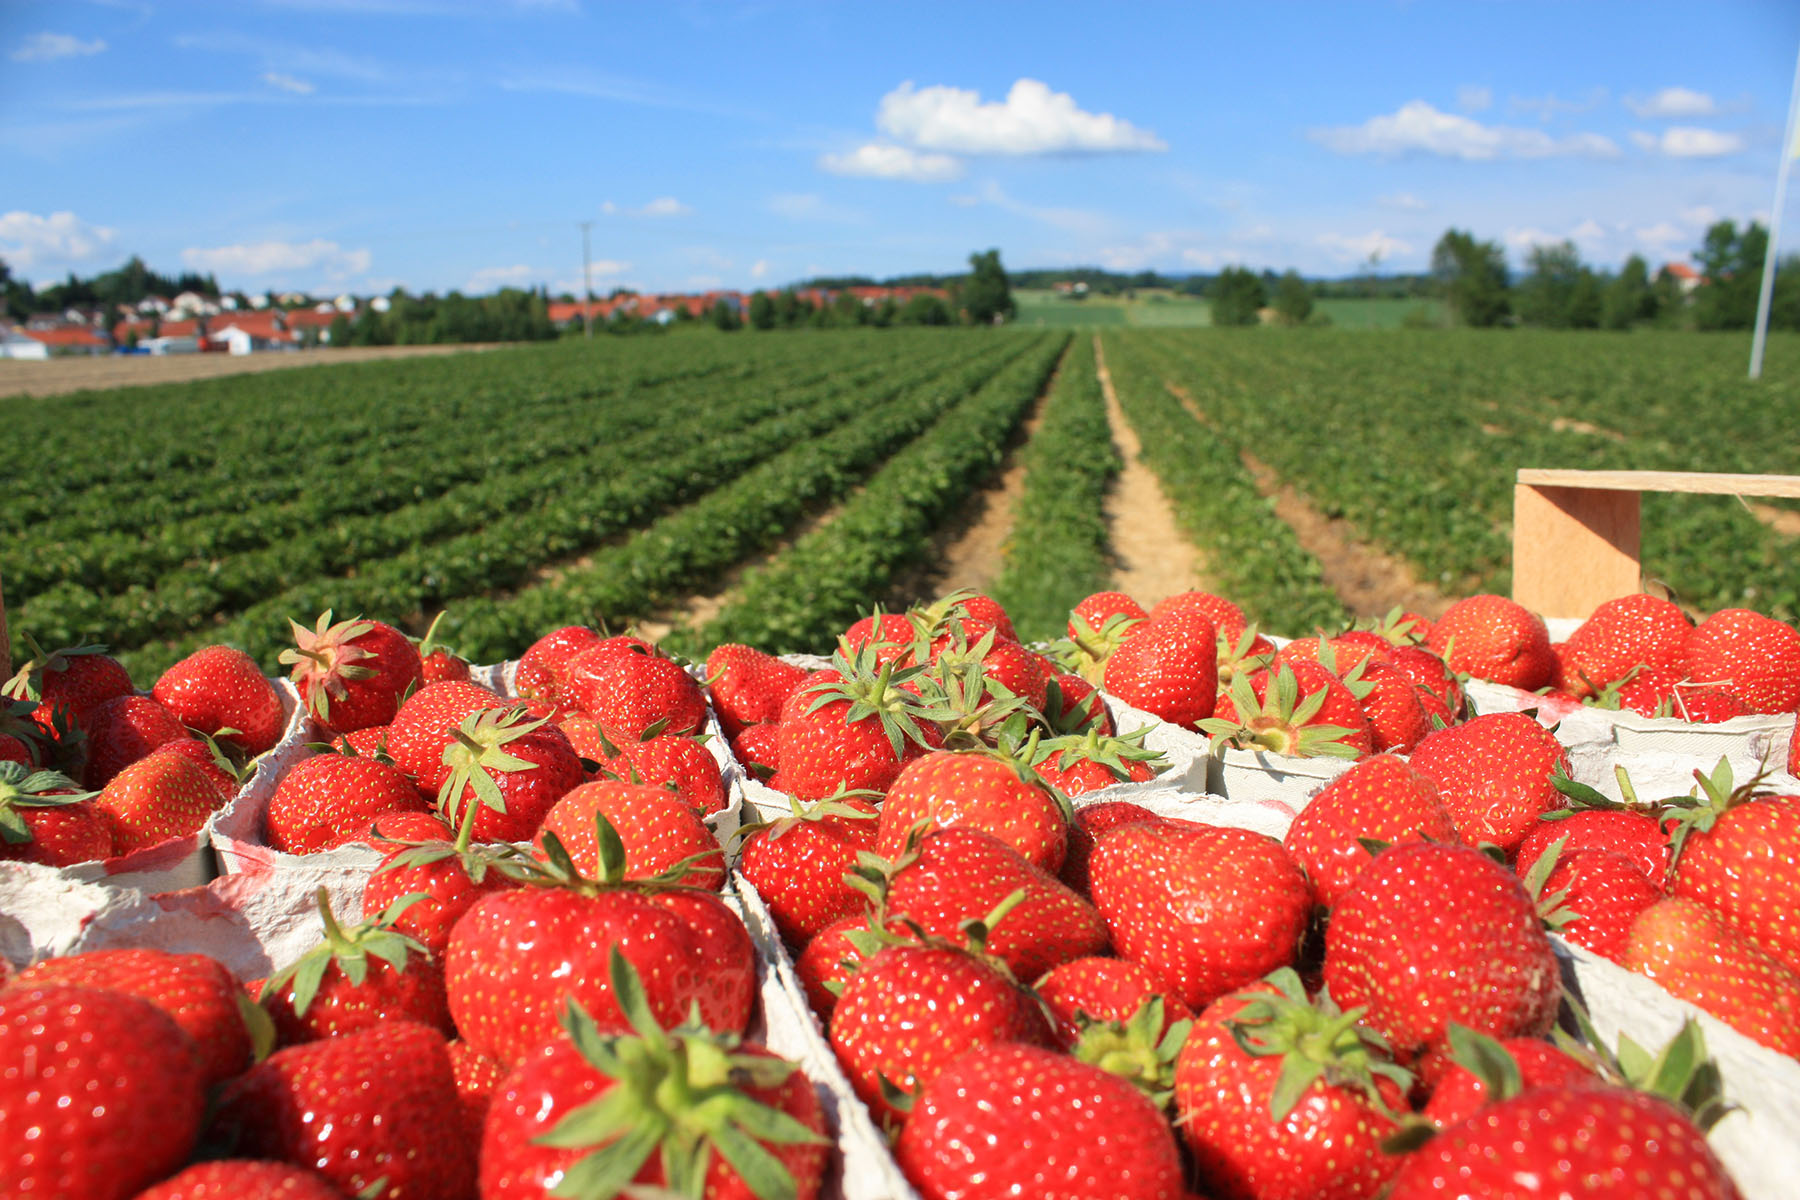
[637,196,690,217]
[875,78,1165,155]
[1457,85,1492,113]
[1634,222,1688,250]
[1504,220,1610,257]
[261,72,315,95]
[464,264,534,292]
[0,210,117,270]
[1317,230,1412,263]
[971,180,1110,237]
[1632,126,1745,158]
[1378,192,1427,211]
[749,259,770,279]
[1314,101,1618,160]
[1626,87,1718,119]
[11,32,107,62]
[181,238,371,280]
[818,142,963,182]
[1509,89,1607,122]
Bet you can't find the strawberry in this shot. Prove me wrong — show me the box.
[830,937,1055,1125]
[1215,626,1277,693]
[565,643,705,744]
[1201,659,1371,759]
[95,750,223,853]
[412,611,472,684]
[1323,842,1560,1062]
[896,1042,1186,1200]
[263,751,429,854]
[1032,726,1164,796]
[1386,643,1463,711]
[1667,768,1800,974]
[1035,956,1194,1049]
[1149,590,1247,644]
[1562,593,1692,691]
[1681,607,1800,714]
[1070,590,1147,639]
[839,609,918,667]
[914,588,1020,646]
[480,953,826,1200]
[1060,799,1165,894]
[1089,820,1311,1012]
[704,642,810,735]
[1420,1026,1595,1129]
[363,831,519,961]
[445,817,753,1065]
[1533,846,1662,963]
[794,912,874,1022]
[876,747,1069,872]
[0,763,111,865]
[1426,593,1555,690]
[383,678,507,794]
[151,644,285,755]
[435,706,583,843]
[1102,608,1218,727]
[279,611,422,735]
[315,806,450,847]
[332,723,392,757]
[1348,658,1432,752]
[261,890,452,1045]
[515,624,609,702]
[0,984,207,1200]
[447,1040,505,1143]
[80,694,191,788]
[130,1161,345,1199]
[1387,1082,1740,1200]
[1042,672,1112,735]
[12,946,252,1088]
[1283,753,1461,908]
[147,735,243,804]
[1623,895,1800,1057]
[730,722,781,775]
[591,729,727,816]
[534,779,724,890]
[0,733,31,768]
[1065,591,1149,682]
[737,791,880,945]
[1406,712,1569,853]
[1515,806,1671,890]
[216,1020,474,1200]
[1174,969,1410,1200]
[871,826,1108,980]
[776,649,942,801]
[2,642,133,734]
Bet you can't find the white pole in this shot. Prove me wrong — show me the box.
[1749,41,1800,380]
[580,221,594,340]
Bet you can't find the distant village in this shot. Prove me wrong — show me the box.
[0,282,955,360]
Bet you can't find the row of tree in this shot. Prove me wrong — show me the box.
[330,289,560,346]
[1,255,221,323]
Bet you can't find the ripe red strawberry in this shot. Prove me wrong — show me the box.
[480,955,827,1200]
[95,750,223,853]
[1042,672,1112,735]
[534,779,724,890]
[1174,970,1409,1200]
[216,1020,474,1200]
[263,752,429,854]
[130,1161,345,1199]
[1387,1082,1740,1200]
[1033,726,1163,795]
[565,643,705,744]
[1536,846,1662,963]
[1516,807,1671,890]
[1348,658,1432,752]
[332,723,392,758]
[315,806,451,847]
[1060,799,1165,894]
[1681,607,1800,713]
[1427,593,1555,690]
[1406,712,1569,853]
[279,611,422,735]
[1669,777,1800,974]
[515,624,610,702]
[897,1042,1186,1200]
[1387,643,1463,711]
[831,940,1055,1125]
[593,730,726,815]
[839,609,918,667]
[1283,753,1460,908]
[1563,593,1692,690]
[151,644,285,755]
[952,635,1048,711]
[447,1039,505,1143]
[1323,842,1560,1061]
[1089,821,1311,1012]
[1035,956,1194,1048]
[411,611,472,684]
[0,764,111,865]
[794,912,874,1022]
[445,825,753,1065]
[876,826,1108,980]
[1202,658,1372,759]
[738,792,880,944]
[434,707,582,843]
[912,588,1020,646]
[1624,895,1800,1057]
[1149,590,1247,644]
[382,679,507,794]
[80,694,191,789]
[729,721,781,776]
[261,891,452,1045]
[147,736,242,804]
[876,748,1069,872]
[1420,1027,1594,1128]
[363,836,517,960]
[705,642,811,736]
[776,652,942,801]
[13,947,251,1088]
[1103,608,1218,727]
[0,733,31,768]
[2,642,133,735]
[1070,590,1148,639]
[0,984,207,1200]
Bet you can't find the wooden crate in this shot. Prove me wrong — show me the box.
[1512,469,1800,620]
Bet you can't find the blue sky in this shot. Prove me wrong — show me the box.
[4,0,1799,296]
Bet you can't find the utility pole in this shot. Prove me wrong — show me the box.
[580,220,594,339]
[1750,41,1800,380]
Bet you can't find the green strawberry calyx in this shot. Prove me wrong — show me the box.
[279,610,382,722]
[260,887,430,1016]
[436,705,550,826]
[1223,967,1412,1124]
[1199,666,1362,760]
[1033,725,1166,783]
[731,786,879,850]
[1071,995,1193,1109]
[535,948,826,1200]
[805,643,940,762]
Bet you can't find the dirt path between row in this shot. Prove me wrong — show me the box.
[1093,336,1207,608]
[0,343,506,399]
[1163,379,1455,620]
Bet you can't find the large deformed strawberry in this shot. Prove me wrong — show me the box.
[279,611,423,735]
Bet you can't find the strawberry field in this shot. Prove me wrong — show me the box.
[3,328,1799,1200]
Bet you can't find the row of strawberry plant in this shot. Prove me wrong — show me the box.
[18,342,944,648]
[1123,328,1800,620]
[1099,331,1347,635]
[104,337,1023,677]
[691,332,1071,652]
[987,335,1119,644]
[444,335,1051,661]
